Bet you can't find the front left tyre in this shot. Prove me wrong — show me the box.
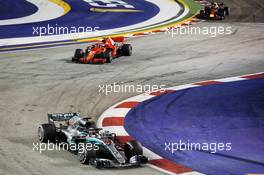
[224,7,229,16]
[78,143,97,165]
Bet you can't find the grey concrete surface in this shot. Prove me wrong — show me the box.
[208,0,264,22]
[0,0,264,174]
[224,0,264,22]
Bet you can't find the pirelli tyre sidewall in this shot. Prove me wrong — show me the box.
[104,49,113,63]
[38,123,56,143]
[72,49,83,62]
[122,44,132,56]
[78,143,97,165]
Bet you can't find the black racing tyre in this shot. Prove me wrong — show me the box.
[86,121,96,128]
[138,155,148,164]
[124,140,143,161]
[82,118,96,128]
[74,49,83,58]
[198,10,205,19]
[104,49,113,63]
[38,124,56,143]
[217,8,225,19]
[95,160,103,169]
[78,144,97,165]
[72,57,78,62]
[224,7,229,16]
[204,6,211,16]
[122,44,132,56]
[78,147,89,164]
[116,48,123,57]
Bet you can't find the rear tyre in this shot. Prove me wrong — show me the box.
[122,44,132,56]
[204,6,211,17]
[74,49,83,58]
[72,49,83,62]
[82,118,96,128]
[104,50,113,63]
[224,7,229,16]
[72,57,77,62]
[198,10,205,19]
[38,124,56,143]
[217,8,225,19]
[124,140,143,161]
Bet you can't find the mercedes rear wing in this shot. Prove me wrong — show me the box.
[48,112,77,122]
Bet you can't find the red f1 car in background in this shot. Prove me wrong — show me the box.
[72,37,132,64]
[197,2,229,20]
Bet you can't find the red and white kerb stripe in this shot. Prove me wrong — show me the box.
[97,72,264,175]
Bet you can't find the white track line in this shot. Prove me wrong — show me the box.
[97,72,264,175]
[0,0,187,46]
[0,0,65,26]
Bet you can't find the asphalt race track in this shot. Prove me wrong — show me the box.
[0,0,264,175]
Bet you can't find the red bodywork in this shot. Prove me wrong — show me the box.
[77,37,125,64]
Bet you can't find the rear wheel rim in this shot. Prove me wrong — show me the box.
[38,126,44,141]
[79,149,87,163]
[129,46,132,55]
[109,52,112,61]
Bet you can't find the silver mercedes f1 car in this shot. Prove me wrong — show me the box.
[38,112,148,168]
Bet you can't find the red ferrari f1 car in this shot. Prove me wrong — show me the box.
[72,37,132,64]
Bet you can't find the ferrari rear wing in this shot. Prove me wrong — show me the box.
[48,112,77,122]
[110,36,125,43]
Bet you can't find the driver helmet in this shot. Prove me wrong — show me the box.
[213,2,219,8]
